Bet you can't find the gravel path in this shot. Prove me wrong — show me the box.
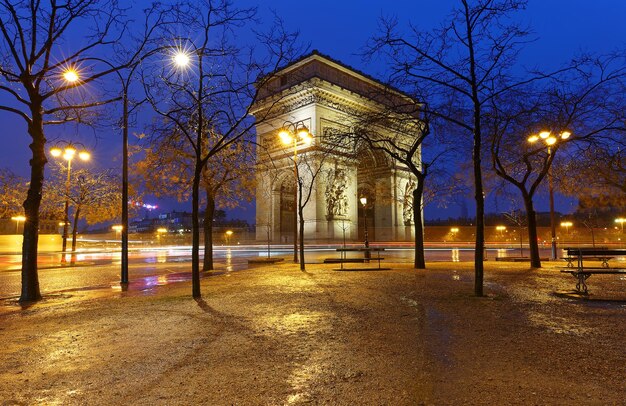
[0,262,624,405]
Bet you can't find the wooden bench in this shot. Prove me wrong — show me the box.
[332,247,386,270]
[560,248,626,294]
[563,247,612,268]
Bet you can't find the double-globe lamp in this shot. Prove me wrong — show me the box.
[278,122,313,263]
[50,143,90,264]
[528,130,571,260]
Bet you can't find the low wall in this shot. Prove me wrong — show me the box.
[0,234,62,253]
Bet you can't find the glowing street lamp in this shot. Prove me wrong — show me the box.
[156,227,167,245]
[560,221,573,245]
[615,218,625,233]
[63,68,79,83]
[112,225,123,241]
[225,230,233,245]
[528,130,571,260]
[173,50,191,68]
[496,225,506,236]
[278,120,313,264]
[49,142,90,264]
[560,221,573,234]
[11,215,26,234]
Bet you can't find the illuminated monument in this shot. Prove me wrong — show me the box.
[252,51,423,243]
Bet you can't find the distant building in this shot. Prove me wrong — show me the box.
[0,218,60,235]
[128,210,249,234]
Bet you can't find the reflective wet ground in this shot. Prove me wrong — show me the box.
[0,244,561,300]
[0,262,623,404]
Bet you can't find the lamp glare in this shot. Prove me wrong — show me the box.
[279,130,293,145]
[173,51,190,67]
[63,69,79,82]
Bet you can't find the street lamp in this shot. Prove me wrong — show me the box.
[112,224,123,240]
[225,230,233,245]
[615,218,626,234]
[11,215,26,234]
[560,221,573,244]
[50,142,90,264]
[278,120,313,263]
[66,59,139,285]
[156,227,167,245]
[528,130,571,260]
[360,197,371,259]
[496,225,506,236]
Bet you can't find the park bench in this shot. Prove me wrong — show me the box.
[560,248,626,294]
[325,247,386,270]
[562,247,612,268]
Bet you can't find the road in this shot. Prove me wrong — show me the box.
[0,243,551,300]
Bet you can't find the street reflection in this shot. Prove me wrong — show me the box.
[451,248,460,262]
[225,248,233,272]
[496,248,508,258]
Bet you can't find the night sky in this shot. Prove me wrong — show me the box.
[2,0,625,223]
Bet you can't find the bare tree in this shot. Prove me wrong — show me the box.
[135,128,254,271]
[489,53,626,267]
[291,144,337,271]
[368,0,532,295]
[142,1,300,297]
[349,113,430,269]
[0,0,139,302]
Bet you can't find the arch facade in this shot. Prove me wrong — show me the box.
[252,52,422,243]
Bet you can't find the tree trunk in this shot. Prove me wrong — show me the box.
[191,164,202,298]
[298,180,305,271]
[70,206,81,265]
[412,186,426,269]
[202,194,215,271]
[20,103,45,302]
[473,123,485,297]
[522,192,542,268]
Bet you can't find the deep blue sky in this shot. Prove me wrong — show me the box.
[2,0,625,223]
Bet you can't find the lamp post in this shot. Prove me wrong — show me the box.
[278,121,313,263]
[11,216,25,234]
[560,221,573,245]
[156,227,167,245]
[360,197,371,259]
[112,225,123,240]
[66,55,159,284]
[225,230,233,245]
[50,142,90,264]
[496,225,506,236]
[528,130,571,260]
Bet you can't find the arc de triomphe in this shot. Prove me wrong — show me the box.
[252,51,423,243]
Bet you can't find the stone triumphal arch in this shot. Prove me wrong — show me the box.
[252,51,423,243]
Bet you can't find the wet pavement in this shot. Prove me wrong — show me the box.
[0,243,559,301]
[0,261,624,404]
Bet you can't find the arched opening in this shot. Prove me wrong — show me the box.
[278,177,296,243]
[356,147,389,242]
